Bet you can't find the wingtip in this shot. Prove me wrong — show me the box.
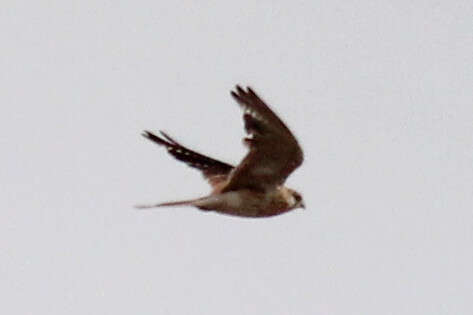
[141,130,171,147]
[141,130,152,138]
[236,85,245,94]
[246,86,256,96]
[231,85,252,101]
[231,85,257,97]
[159,130,177,144]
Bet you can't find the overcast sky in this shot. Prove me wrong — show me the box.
[2,1,472,314]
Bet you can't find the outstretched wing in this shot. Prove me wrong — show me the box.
[222,86,303,192]
[142,130,234,188]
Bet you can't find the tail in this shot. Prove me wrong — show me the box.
[134,197,205,209]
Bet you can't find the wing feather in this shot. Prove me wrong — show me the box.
[222,86,304,192]
[142,131,234,188]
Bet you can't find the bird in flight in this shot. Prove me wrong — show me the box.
[137,86,305,217]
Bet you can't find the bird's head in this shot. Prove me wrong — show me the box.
[288,189,305,210]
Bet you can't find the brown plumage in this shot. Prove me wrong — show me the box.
[137,86,305,217]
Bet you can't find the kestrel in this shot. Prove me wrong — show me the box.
[137,86,305,217]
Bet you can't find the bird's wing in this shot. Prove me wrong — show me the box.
[221,86,304,193]
[142,131,234,188]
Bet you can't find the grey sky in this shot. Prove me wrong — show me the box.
[1,1,472,314]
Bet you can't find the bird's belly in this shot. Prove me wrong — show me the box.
[195,190,289,217]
